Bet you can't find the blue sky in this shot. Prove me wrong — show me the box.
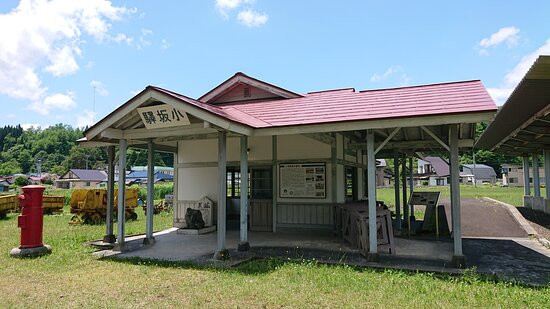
[0,0,549,129]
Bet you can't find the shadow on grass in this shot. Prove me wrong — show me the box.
[101,254,546,289]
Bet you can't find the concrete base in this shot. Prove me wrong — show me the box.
[143,237,156,245]
[10,244,52,258]
[237,241,250,251]
[545,199,550,214]
[103,234,116,244]
[176,225,216,235]
[365,252,380,262]
[452,255,466,268]
[113,242,128,252]
[532,196,545,212]
[213,249,230,260]
[524,196,533,209]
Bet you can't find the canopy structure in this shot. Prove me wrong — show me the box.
[476,55,550,211]
[80,72,496,267]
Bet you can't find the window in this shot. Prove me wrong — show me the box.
[226,171,242,197]
[251,168,272,199]
[85,182,91,187]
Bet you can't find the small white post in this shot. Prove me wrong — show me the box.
[115,139,127,251]
[144,141,155,245]
[104,145,116,243]
[523,155,531,196]
[238,135,250,251]
[214,131,228,260]
[449,124,464,267]
[173,151,178,227]
[533,153,541,198]
[393,151,401,230]
[366,129,378,261]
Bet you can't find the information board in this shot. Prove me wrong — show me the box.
[137,103,190,129]
[279,163,326,198]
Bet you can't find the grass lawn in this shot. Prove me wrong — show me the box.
[1,188,549,307]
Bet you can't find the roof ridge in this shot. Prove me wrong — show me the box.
[307,87,356,94]
[359,79,481,93]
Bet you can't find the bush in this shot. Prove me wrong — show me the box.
[14,176,29,187]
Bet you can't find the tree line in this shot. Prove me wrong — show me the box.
[0,124,173,176]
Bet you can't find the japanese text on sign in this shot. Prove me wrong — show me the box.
[137,104,191,129]
[279,163,326,198]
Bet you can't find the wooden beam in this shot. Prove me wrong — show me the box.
[421,126,450,151]
[374,127,400,155]
[349,139,474,150]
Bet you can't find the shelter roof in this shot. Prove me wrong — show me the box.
[475,55,550,155]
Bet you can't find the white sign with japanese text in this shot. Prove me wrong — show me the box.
[137,104,191,129]
[279,163,326,198]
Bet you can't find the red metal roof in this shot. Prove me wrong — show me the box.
[152,79,496,129]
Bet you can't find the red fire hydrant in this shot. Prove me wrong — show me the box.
[10,185,52,258]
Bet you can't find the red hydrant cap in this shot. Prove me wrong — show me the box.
[21,185,46,191]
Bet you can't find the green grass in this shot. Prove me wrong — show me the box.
[1,187,549,307]
[378,184,537,209]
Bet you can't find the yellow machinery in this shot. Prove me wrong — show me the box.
[0,194,18,219]
[69,188,138,224]
[42,195,65,214]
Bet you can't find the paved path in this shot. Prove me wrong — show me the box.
[442,198,528,237]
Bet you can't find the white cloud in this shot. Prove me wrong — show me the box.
[76,109,97,128]
[216,0,255,18]
[370,65,411,86]
[21,123,41,130]
[109,33,134,45]
[137,28,153,50]
[29,92,76,115]
[237,9,268,27]
[90,80,109,96]
[161,39,171,50]
[478,26,520,55]
[487,39,550,104]
[0,0,133,111]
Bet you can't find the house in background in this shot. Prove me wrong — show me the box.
[501,163,545,187]
[55,169,107,189]
[460,164,497,185]
[0,180,10,192]
[131,166,174,176]
[417,156,449,186]
[376,159,392,187]
[126,170,174,185]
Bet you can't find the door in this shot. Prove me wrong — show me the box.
[249,168,273,231]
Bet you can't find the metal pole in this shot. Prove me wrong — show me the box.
[533,153,541,198]
[366,129,378,261]
[144,141,155,245]
[393,151,401,230]
[449,124,464,267]
[214,131,228,259]
[104,146,115,243]
[173,151,178,226]
[116,139,127,251]
[238,136,249,251]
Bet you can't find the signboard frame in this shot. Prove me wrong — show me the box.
[279,162,326,199]
[137,103,191,129]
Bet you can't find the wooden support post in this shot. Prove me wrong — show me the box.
[449,124,465,268]
[214,131,229,260]
[103,145,116,243]
[523,155,531,197]
[144,141,155,245]
[366,129,379,261]
[401,153,408,231]
[409,157,415,221]
[272,135,278,233]
[545,150,550,200]
[115,139,127,252]
[533,153,541,198]
[238,136,250,251]
[173,150,178,226]
[393,151,401,230]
